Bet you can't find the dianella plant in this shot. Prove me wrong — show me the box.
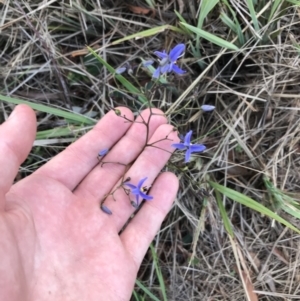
[88,37,300,237]
[91,43,215,215]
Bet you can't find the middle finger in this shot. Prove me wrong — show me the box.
[74,108,167,204]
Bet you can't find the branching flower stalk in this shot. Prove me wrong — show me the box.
[97,43,215,214]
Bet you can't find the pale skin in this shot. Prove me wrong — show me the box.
[0,105,179,301]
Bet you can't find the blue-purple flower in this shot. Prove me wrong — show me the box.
[201,105,215,112]
[145,44,186,78]
[124,177,153,207]
[98,149,109,156]
[115,62,134,75]
[101,204,112,215]
[172,130,206,163]
[115,67,127,74]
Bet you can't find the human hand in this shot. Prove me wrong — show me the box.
[1,105,179,301]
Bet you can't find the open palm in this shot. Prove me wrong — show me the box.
[1,105,178,301]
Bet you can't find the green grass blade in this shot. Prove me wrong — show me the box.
[282,204,300,220]
[197,0,219,29]
[180,22,239,50]
[209,181,300,234]
[263,176,300,220]
[245,0,260,32]
[220,12,238,32]
[220,12,245,45]
[174,10,194,35]
[144,0,155,9]
[287,0,300,5]
[132,290,140,301]
[196,0,219,51]
[221,0,245,45]
[174,9,188,23]
[215,189,234,237]
[87,46,148,105]
[110,25,184,46]
[0,94,95,125]
[150,244,167,301]
[36,126,88,139]
[269,0,284,21]
[135,279,161,301]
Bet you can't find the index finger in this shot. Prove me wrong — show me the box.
[34,107,134,190]
[0,105,36,209]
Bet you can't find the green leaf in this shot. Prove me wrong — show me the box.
[110,25,184,46]
[263,176,300,220]
[149,244,167,301]
[180,22,239,50]
[245,0,260,32]
[220,0,245,45]
[215,189,234,237]
[210,181,300,234]
[269,0,284,21]
[174,10,193,35]
[286,0,300,5]
[0,94,95,125]
[135,280,161,301]
[197,0,219,29]
[144,0,155,9]
[36,126,87,139]
[87,46,148,104]
[220,12,238,32]
[174,10,188,24]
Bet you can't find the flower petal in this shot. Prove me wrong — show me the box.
[137,177,148,189]
[184,130,193,145]
[154,50,168,59]
[98,148,109,156]
[115,67,126,74]
[184,148,192,163]
[139,191,153,201]
[172,64,186,75]
[171,143,186,150]
[169,44,185,62]
[143,60,154,67]
[160,63,170,74]
[190,144,206,153]
[168,62,174,72]
[201,105,215,112]
[101,204,112,215]
[135,194,140,206]
[152,67,161,78]
[124,183,137,190]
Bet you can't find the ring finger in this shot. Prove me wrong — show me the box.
[100,123,179,231]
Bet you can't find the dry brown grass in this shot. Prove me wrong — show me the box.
[1,1,300,300]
